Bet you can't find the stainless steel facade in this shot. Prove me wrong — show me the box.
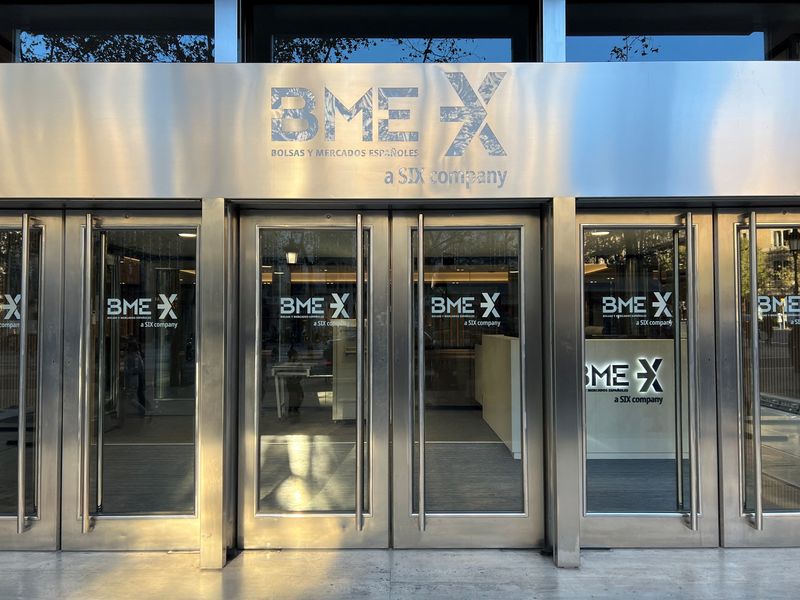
[1,2,799,571]
[1,62,800,199]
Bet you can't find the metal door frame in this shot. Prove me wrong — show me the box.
[577,210,719,547]
[61,211,201,550]
[237,211,390,549]
[717,208,800,546]
[0,211,63,550]
[391,210,544,548]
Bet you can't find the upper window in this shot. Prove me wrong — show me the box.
[244,2,531,63]
[567,2,800,62]
[0,2,214,63]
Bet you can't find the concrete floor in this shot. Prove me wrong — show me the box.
[1,548,799,600]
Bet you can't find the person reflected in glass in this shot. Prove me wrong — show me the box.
[122,338,147,419]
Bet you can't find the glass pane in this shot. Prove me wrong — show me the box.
[0,3,214,63]
[583,227,690,513]
[272,37,512,63]
[741,226,800,512]
[567,2,800,62]
[0,229,40,516]
[413,228,523,513]
[247,3,530,62]
[258,228,368,513]
[89,229,197,515]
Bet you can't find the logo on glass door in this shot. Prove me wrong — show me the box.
[279,293,351,326]
[0,293,20,328]
[586,357,665,401]
[430,292,501,327]
[106,294,179,329]
[601,292,673,326]
[758,295,800,325]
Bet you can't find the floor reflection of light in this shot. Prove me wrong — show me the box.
[287,435,311,478]
[260,434,357,511]
[276,476,312,511]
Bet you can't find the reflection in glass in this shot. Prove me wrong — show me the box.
[412,228,523,513]
[0,3,214,63]
[583,228,690,513]
[0,229,40,516]
[258,229,368,513]
[272,37,512,63]
[247,3,529,63]
[89,229,197,515]
[740,227,800,512]
[567,2,800,62]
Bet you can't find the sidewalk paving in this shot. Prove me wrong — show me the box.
[0,547,798,599]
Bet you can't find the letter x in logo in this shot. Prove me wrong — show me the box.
[1,294,20,320]
[480,292,500,318]
[330,293,350,319]
[440,72,507,157]
[157,294,178,319]
[652,292,672,318]
[636,358,663,393]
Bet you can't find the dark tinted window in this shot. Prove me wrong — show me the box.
[567,2,800,62]
[271,37,512,63]
[245,2,531,62]
[0,2,214,63]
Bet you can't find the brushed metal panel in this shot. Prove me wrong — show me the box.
[1,63,800,199]
[547,198,581,567]
[199,198,227,568]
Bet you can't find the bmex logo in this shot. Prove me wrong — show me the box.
[585,358,664,393]
[602,292,672,318]
[758,295,800,315]
[270,71,507,157]
[1,294,20,320]
[107,294,178,319]
[431,293,500,317]
[280,293,350,318]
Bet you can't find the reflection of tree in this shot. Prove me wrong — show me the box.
[19,32,213,62]
[17,32,484,63]
[273,37,484,63]
[740,233,795,297]
[610,36,660,61]
[421,229,519,269]
[583,229,679,284]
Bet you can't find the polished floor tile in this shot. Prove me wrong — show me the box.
[0,548,799,600]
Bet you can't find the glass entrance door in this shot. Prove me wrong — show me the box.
[238,212,390,548]
[578,211,718,547]
[718,210,800,546]
[391,212,543,548]
[0,213,62,550]
[61,212,200,550]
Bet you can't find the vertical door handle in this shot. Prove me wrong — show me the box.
[685,212,700,531]
[748,212,764,530]
[355,214,364,530]
[16,213,31,534]
[417,214,425,531]
[672,229,684,512]
[81,214,93,534]
[96,232,107,512]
